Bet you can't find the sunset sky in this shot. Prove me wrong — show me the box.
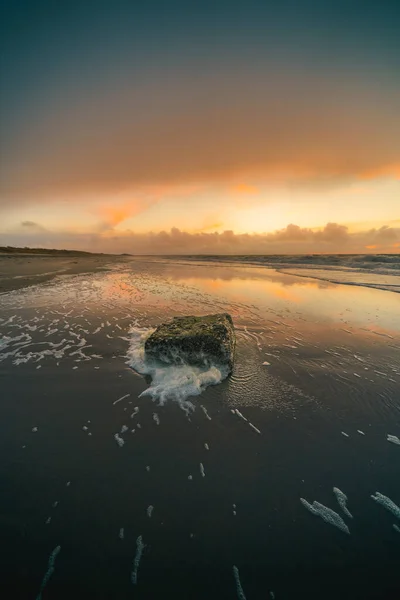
[1,0,399,254]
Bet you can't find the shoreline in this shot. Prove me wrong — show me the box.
[1,253,400,296]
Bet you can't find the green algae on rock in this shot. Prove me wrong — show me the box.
[144,313,236,372]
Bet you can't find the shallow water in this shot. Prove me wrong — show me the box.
[0,257,399,599]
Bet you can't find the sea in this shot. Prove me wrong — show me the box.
[0,254,399,599]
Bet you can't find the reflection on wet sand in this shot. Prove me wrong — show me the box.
[1,256,400,600]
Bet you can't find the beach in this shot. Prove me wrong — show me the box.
[1,255,400,599]
[0,253,124,293]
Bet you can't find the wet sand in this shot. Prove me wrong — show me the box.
[0,253,123,293]
[0,257,399,599]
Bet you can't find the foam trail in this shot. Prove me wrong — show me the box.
[371,492,400,519]
[147,505,154,518]
[300,498,350,534]
[126,326,229,413]
[234,409,248,422]
[387,434,400,446]
[333,487,353,519]
[36,545,61,600]
[131,535,145,585]
[114,433,125,447]
[232,566,247,600]
[204,443,209,450]
[248,422,261,434]
[113,393,130,405]
[200,463,205,477]
[200,405,212,420]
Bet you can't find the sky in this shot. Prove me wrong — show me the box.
[0,0,399,254]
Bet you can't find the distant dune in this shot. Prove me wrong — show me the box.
[0,246,98,256]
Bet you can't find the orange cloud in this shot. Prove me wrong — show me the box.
[231,183,259,195]
[2,221,399,254]
[2,70,399,201]
[98,204,133,227]
[196,222,224,232]
[360,163,400,181]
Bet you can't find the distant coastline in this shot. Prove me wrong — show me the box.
[0,246,102,256]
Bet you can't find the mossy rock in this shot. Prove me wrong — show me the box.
[145,313,236,371]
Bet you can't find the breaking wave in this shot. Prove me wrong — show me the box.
[126,325,230,412]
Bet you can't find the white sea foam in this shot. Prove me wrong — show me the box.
[393,524,400,533]
[387,434,400,446]
[234,409,248,422]
[126,325,229,412]
[371,492,400,519]
[232,566,247,600]
[113,393,130,405]
[36,545,61,600]
[200,463,206,477]
[200,405,212,420]
[114,433,125,447]
[130,407,139,419]
[333,487,353,519]
[300,498,350,534]
[131,535,145,585]
[147,505,154,518]
[233,409,261,434]
[119,528,125,539]
[248,422,261,434]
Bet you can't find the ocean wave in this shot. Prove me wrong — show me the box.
[170,254,400,293]
[126,325,230,412]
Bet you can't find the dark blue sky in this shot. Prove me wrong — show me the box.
[2,0,399,121]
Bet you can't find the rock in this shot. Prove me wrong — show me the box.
[145,313,236,371]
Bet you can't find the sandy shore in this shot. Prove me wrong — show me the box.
[1,257,399,599]
[0,253,123,293]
